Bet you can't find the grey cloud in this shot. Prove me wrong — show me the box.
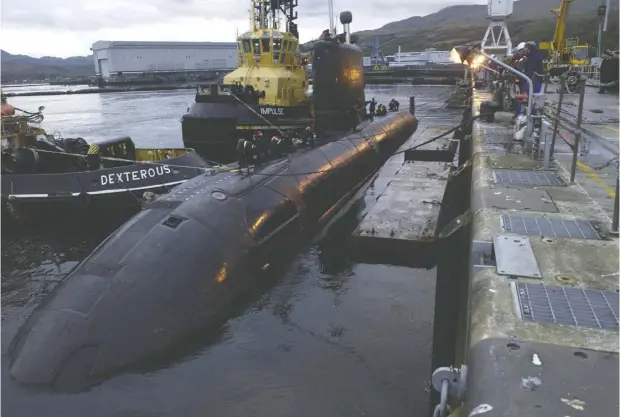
[1,0,246,31]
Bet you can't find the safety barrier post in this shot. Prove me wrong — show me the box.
[569,79,587,183]
[549,73,566,159]
[410,96,416,115]
[613,174,619,234]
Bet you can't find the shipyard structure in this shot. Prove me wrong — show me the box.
[90,41,238,81]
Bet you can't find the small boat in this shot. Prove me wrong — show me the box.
[1,97,209,221]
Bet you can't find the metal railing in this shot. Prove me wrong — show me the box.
[545,76,619,232]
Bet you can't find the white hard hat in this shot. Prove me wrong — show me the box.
[516,42,526,51]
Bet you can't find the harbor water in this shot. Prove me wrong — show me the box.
[2,85,460,417]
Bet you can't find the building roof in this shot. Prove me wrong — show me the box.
[91,41,237,51]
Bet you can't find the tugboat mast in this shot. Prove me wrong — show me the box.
[251,0,299,38]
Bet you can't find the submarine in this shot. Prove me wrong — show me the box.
[181,0,366,163]
[7,1,418,392]
[8,112,417,391]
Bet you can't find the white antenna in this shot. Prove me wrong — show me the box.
[328,0,335,35]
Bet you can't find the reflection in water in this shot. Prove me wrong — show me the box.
[1,228,112,309]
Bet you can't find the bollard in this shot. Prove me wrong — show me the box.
[569,79,587,183]
[549,74,566,159]
[613,174,619,234]
[409,96,415,115]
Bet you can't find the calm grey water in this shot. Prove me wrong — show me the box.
[2,85,458,417]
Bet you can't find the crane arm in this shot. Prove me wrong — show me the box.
[551,0,572,51]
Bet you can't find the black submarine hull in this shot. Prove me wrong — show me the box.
[7,111,418,391]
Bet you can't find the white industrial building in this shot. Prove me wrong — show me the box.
[91,41,238,78]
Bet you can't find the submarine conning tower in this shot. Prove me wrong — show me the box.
[311,10,365,133]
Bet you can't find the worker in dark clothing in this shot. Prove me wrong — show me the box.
[303,126,316,146]
[349,107,360,132]
[376,104,387,116]
[365,97,377,118]
[523,41,544,94]
[388,99,400,112]
[513,41,544,119]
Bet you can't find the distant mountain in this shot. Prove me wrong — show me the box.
[353,0,619,55]
[1,50,94,84]
[370,0,612,34]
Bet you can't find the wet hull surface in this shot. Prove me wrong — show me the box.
[2,85,460,417]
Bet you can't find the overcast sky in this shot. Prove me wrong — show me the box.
[1,0,487,58]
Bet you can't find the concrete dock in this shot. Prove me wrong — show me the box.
[455,91,619,416]
[348,86,619,416]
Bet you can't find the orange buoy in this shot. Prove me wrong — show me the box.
[1,103,16,116]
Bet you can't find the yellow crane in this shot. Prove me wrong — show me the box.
[539,0,590,68]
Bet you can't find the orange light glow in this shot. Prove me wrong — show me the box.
[215,263,228,283]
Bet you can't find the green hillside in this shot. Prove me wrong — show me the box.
[358,13,619,56]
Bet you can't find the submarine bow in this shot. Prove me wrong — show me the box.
[8,111,418,391]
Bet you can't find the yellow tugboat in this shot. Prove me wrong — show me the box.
[226,0,313,122]
[182,0,371,164]
[182,0,315,161]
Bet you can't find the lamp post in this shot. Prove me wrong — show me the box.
[451,45,535,137]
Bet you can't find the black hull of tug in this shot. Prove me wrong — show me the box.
[7,111,418,392]
[2,150,209,222]
[182,101,313,163]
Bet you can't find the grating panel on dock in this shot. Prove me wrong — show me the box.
[501,215,601,240]
[515,282,619,331]
[493,170,565,187]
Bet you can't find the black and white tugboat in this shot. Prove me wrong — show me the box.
[1,95,209,221]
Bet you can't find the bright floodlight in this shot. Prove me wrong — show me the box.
[471,55,486,69]
[450,45,474,65]
[450,48,463,64]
